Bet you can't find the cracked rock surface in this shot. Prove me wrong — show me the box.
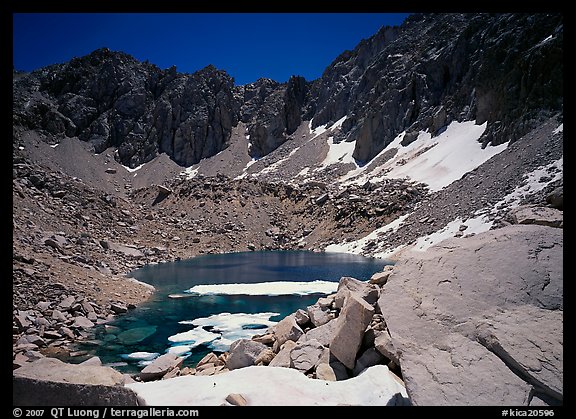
[378,224,562,406]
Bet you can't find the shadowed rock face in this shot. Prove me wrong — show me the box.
[378,224,563,406]
[307,13,563,162]
[13,50,240,168]
[13,13,562,168]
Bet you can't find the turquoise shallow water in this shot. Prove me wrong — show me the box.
[74,250,389,373]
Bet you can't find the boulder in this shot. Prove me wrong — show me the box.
[330,293,374,369]
[315,363,337,381]
[99,240,144,257]
[252,333,275,345]
[156,184,172,195]
[268,340,297,368]
[14,312,31,329]
[369,265,394,286]
[13,357,140,406]
[378,224,563,406]
[546,186,563,210]
[72,316,94,329]
[80,357,103,366]
[140,353,184,382]
[509,205,563,228]
[51,309,67,322]
[293,309,310,326]
[290,339,324,372]
[196,352,218,368]
[58,296,76,310]
[333,277,379,309]
[110,302,128,314]
[226,339,268,370]
[254,348,275,366]
[352,348,384,376]
[306,303,334,327]
[13,353,30,369]
[272,314,304,348]
[297,318,338,347]
[374,329,399,365]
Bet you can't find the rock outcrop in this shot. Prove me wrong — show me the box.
[13,13,562,169]
[378,224,563,406]
[307,13,563,162]
[13,49,239,168]
[13,357,142,405]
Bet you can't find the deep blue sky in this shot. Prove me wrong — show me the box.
[13,13,410,85]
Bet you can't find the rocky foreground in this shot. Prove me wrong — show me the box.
[14,206,563,406]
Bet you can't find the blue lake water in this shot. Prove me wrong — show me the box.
[77,250,390,373]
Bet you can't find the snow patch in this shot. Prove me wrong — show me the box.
[553,123,563,135]
[318,136,357,170]
[167,326,219,346]
[234,158,258,180]
[181,166,199,180]
[127,364,408,406]
[329,115,348,131]
[166,346,193,356]
[296,167,310,178]
[373,243,408,260]
[123,163,145,173]
[325,213,411,255]
[412,215,493,252]
[536,34,554,48]
[120,352,160,362]
[50,143,59,148]
[490,157,563,214]
[259,148,301,176]
[383,121,505,191]
[342,121,507,192]
[179,312,279,352]
[185,280,338,296]
[309,119,328,139]
[339,130,407,184]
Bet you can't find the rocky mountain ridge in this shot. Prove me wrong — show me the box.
[13,13,562,170]
[13,12,563,407]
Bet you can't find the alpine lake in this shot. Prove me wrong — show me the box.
[70,250,390,374]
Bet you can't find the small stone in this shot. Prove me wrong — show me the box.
[43,330,63,340]
[110,302,128,314]
[254,348,275,366]
[196,352,218,368]
[369,265,394,286]
[72,316,95,329]
[225,393,248,406]
[294,309,310,326]
[140,353,184,381]
[252,333,275,345]
[59,326,75,339]
[35,301,53,312]
[13,352,30,369]
[316,363,337,381]
[59,296,76,310]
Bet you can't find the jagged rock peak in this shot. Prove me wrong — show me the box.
[13,13,562,169]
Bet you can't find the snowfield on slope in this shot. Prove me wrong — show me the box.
[344,120,508,191]
[127,364,409,406]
